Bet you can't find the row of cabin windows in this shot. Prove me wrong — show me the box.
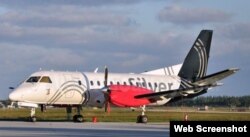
[89,80,159,88]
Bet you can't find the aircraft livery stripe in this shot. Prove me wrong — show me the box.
[81,72,91,105]
[167,67,171,75]
[194,46,202,77]
[163,68,168,75]
[195,38,207,78]
[198,39,207,77]
[47,81,86,105]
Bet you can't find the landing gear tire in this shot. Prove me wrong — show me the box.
[73,115,84,122]
[29,116,37,122]
[137,115,148,123]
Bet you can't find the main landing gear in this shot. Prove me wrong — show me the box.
[66,106,84,122]
[72,106,84,122]
[137,105,148,123]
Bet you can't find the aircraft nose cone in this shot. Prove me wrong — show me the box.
[9,92,20,101]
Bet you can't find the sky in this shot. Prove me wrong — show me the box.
[0,0,249,99]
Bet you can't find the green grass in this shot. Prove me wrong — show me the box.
[0,107,250,122]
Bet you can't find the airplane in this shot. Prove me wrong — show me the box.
[9,30,239,123]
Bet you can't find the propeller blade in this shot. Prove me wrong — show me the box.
[103,66,111,113]
[104,93,109,112]
[107,101,111,113]
[104,96,111,113]
[104,101,108,112]
[104,66,108,87]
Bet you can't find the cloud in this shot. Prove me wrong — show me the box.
[121,54,158,68]
[0,43,85,73]
[0,7,136,27]
[210,22,250,56]
[217,23,250,41]
[0,0,246,99]
[0,4,139,47]
[158,5,232,25]
[0,0,145,8]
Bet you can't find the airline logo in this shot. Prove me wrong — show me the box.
[194,39,208,78]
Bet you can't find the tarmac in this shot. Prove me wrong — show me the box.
[0,121,169,137]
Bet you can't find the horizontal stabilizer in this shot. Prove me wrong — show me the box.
[193,68,239,86]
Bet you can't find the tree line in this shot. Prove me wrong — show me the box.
[168,96,250,107]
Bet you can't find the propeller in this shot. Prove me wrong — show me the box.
[103,66,111,113]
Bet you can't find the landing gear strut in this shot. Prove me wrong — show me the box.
[137,105,148,123]
[29,108,37,122]
[73,106,84,122]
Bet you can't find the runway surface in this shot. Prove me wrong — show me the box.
[0,121,169,137]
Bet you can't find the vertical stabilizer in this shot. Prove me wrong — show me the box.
[178,30,213,81]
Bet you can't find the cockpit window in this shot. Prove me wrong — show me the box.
[40,76,52,83]
[26,76,41,83]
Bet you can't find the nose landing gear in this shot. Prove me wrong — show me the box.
[29,108,37,122]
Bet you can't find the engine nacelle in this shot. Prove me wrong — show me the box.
[109,85,153,107]
[85,89,105,108]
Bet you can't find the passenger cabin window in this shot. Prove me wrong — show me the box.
[40,76,52,83]
[97,81,100,86]
[148,82,152,87]
[26,76,41,83]
[90,81,94,86]
[123,82,127,85]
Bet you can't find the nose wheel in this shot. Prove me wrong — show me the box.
[136,105,148,123]
[29,116,37,122]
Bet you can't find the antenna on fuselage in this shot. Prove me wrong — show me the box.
[94,67,99,73]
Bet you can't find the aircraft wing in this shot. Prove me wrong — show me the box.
[193,68,239,86]
[135,68,239,100]
[134,84,217,100]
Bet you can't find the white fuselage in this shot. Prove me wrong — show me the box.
[9,71,182,107]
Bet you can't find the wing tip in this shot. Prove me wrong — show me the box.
[229,68,240,73]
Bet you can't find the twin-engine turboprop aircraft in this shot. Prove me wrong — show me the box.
[9,30,238,123]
